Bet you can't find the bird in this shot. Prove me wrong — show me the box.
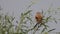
[34,12,43,28]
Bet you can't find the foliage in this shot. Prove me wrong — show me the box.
[0,1,59,34]
[0,8,58,34]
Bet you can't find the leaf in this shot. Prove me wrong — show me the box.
[45,16,51,23]
[26,17,32,21]
[21,13,24,16]
[41,28,46,34]
[11,17,15,21]
[42,23,49,30]
[8,19,11,23]
[54,20,57,24]
[24,10,32,15]
[21,17,25,21]
[22,25,28,28]
[0,15,2,20]
[5,15,7,20]
[5,15,9,19]
[53,18,57,24]
[27,4,33,9]
[48,28,56,32]
[44,32,48,34]
[44,25,49,29]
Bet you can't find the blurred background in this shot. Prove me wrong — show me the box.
[0,0,60,34]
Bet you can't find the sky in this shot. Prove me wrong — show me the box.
[0,0,60,33]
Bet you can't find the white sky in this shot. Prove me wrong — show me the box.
[0,0,60,33]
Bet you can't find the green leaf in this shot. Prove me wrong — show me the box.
[21,13,23,16]
[48,28,56,32]
[44,32,48,34]
[5,15,10,20]
[8,19,11,23]
[45,16,51,23]
[0,15,2,20]
[26,17,32,21]
[24,10,32,15]
[5,15,8,20]
[53,18,57,24]
[27,4,32,9]
[11,17,15,21]
[44,25,49,29]
[54,20,57,24]
[41,28,46,34]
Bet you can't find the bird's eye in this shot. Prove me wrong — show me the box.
[35,17,38,19]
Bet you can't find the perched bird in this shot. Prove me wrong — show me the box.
[34,12,43,28]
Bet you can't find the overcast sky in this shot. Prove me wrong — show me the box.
[0,0,60,33]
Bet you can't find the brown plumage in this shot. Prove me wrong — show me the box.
[34,12,43,28]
